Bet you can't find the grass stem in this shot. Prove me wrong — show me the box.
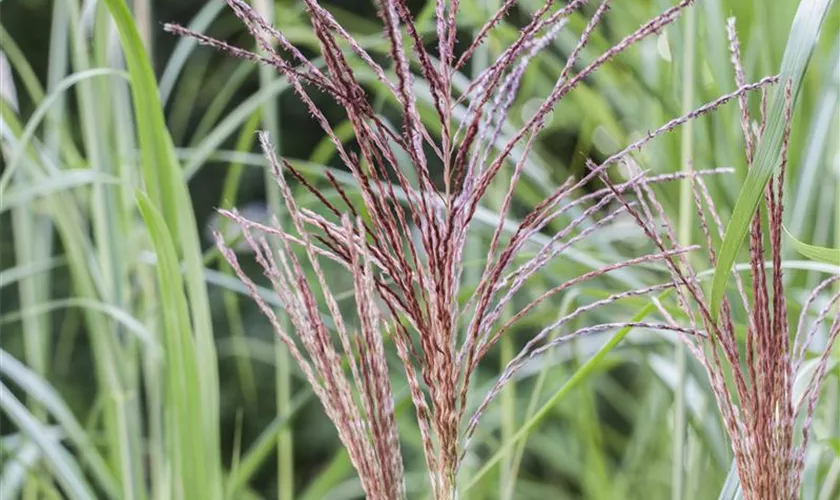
[673,6,696,499]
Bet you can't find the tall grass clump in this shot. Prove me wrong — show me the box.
[601,19,839,499]
[163,1,802,497]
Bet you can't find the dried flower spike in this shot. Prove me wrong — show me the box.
[167,1,779,497]
[600,20,839,500]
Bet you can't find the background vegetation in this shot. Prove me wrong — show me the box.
[1,0,838,498]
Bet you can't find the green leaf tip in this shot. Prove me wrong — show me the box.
[709,0,834,320]
[784,226,840,266]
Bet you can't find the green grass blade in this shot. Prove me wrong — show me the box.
[0,25,45,104]
[0,350,119,497]
[0,68,127,195]
[717,463,743,500]
[0,437,43,498]
[188,62,255,145]
[0,298,159,353]
[0,383,96,500]
[101,0,172,223]
[184,77,296,178]
[503,292,579,498]
[298,449,352,500]
[137,191,214,499]
[0,259,65,289]
[158,0,227,103]
[1,171,119,213]
[216,109,261,406]
[710,0,834,318]
[103,2,222,494]
[2,88,140,499]
[462,300,663,493]
[785,227,840,265]
[168,51,212,145]
[673,6,697,497]
[67,3,146,495]
[789,34,839,240]
[225,393,312,497]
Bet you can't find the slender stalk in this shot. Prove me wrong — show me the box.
[67,2,145,497]
[252,1,294,498]
[833,111,840,485]
[499,317,516,497]
[503,292,579,500]
[218,110,262,407]
[12,176,46,500]
[9,16,61,485]
[673,6,696,500]
[133,0,153,54]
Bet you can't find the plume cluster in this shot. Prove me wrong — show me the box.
[164,1,822,498]
[601,18,840,500]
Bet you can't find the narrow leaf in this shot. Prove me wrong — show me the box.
[0,350,119,497]
[137,191,212,499]
[104,2,222,490]
[709,0,834,318]
[784,226,840,266]
[0,383,96,500]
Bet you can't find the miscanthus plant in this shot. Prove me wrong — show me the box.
[601,20,840,500]
[166,0,789,498]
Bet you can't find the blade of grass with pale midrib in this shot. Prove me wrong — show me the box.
[137,192,214,498]
[103,1,222,495]
[710,0,834,319]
